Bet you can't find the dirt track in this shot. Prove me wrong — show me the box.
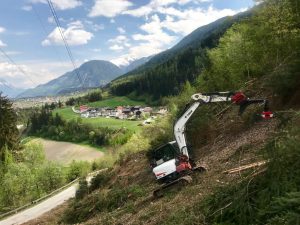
[36,139,104,164]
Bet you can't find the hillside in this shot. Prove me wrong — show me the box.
[25,105,300,225]
[20,0,300,224]
[17,60,123,98]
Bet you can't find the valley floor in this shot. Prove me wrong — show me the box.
[32,138,104,164]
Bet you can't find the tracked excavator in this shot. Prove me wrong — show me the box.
[150,91,273,197]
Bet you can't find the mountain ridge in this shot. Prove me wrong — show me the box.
[17,60,123,98]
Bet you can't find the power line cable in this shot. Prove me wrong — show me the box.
[31,3,65,64]
[46,0,84,87]
[0,47,37,86]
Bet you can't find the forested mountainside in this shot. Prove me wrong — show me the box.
[109,10,251,100]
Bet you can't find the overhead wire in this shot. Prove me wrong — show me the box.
[46,0,84,87]
[0,46,37,86]
[31,3,65,64]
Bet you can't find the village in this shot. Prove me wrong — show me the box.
[74,105,168,125]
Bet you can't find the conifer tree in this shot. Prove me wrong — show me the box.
[0,93,19,162]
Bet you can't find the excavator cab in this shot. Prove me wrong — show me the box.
[151,141,181,181]
[151,141,179,168]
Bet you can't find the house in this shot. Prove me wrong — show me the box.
[156,107,168,115]
[143,107,153,113]
[80,105,88,113]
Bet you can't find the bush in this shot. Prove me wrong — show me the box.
[66,161,91,182]
[76,178,89,200]
[89,172,111,192]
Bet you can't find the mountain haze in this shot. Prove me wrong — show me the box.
[120,55,153,74]
[0,78,24,98]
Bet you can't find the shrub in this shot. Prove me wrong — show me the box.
[76,178,89,200]
[66,161,91,182]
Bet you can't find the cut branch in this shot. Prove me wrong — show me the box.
[223,160,268,174]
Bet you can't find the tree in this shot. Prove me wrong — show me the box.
[0,93,19,162]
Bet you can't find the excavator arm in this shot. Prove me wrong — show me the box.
[174,92,273,159]
[152,91,273,196]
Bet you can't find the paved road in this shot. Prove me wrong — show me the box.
[0,171,103,225]
[0,184,76,225]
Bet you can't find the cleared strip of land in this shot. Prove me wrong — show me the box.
[35,139,104,164]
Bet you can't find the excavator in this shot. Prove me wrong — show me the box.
[150,91,273,197]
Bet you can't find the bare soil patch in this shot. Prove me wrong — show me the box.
[35,139,104,164]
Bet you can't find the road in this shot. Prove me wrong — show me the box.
[0,184,76,225]
[0,171,104,225]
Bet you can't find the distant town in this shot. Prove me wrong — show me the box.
[75,105,168,125]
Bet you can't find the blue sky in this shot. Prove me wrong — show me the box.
[0,0,254,88]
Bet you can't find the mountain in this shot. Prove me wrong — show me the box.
[117,10,251,79]
[0,78,24,98]
[18,60,123,98]
[120,55,153,74]
[110,11,252,99]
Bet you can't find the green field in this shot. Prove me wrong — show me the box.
[53,107,142,132]
[86,96,145,108]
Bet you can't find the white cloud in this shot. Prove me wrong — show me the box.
[110,19,115,23]
[109,44,124,51]
[108,35,128,44]
[117,27,126,34]
[0,61,74,88]
[0,27,6,33]
[111,15,177,66]
[84,20,104,31]
[108,35,131,51]
[0,40,6,47]
[22,5,33,11]
[0,62,40,88]
[159,6,242,35]
[30,0,82,10]
[88,0,133,17]
[124,5,153,17]
[124,0,214,17]
[110,55,135,67]
[42,20,93,46]
[123,0,188,17]
[132,14,176,46]
[127,4,243,36]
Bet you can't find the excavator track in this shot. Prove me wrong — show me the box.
[153,175,193,198]
[152,164,207,198]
